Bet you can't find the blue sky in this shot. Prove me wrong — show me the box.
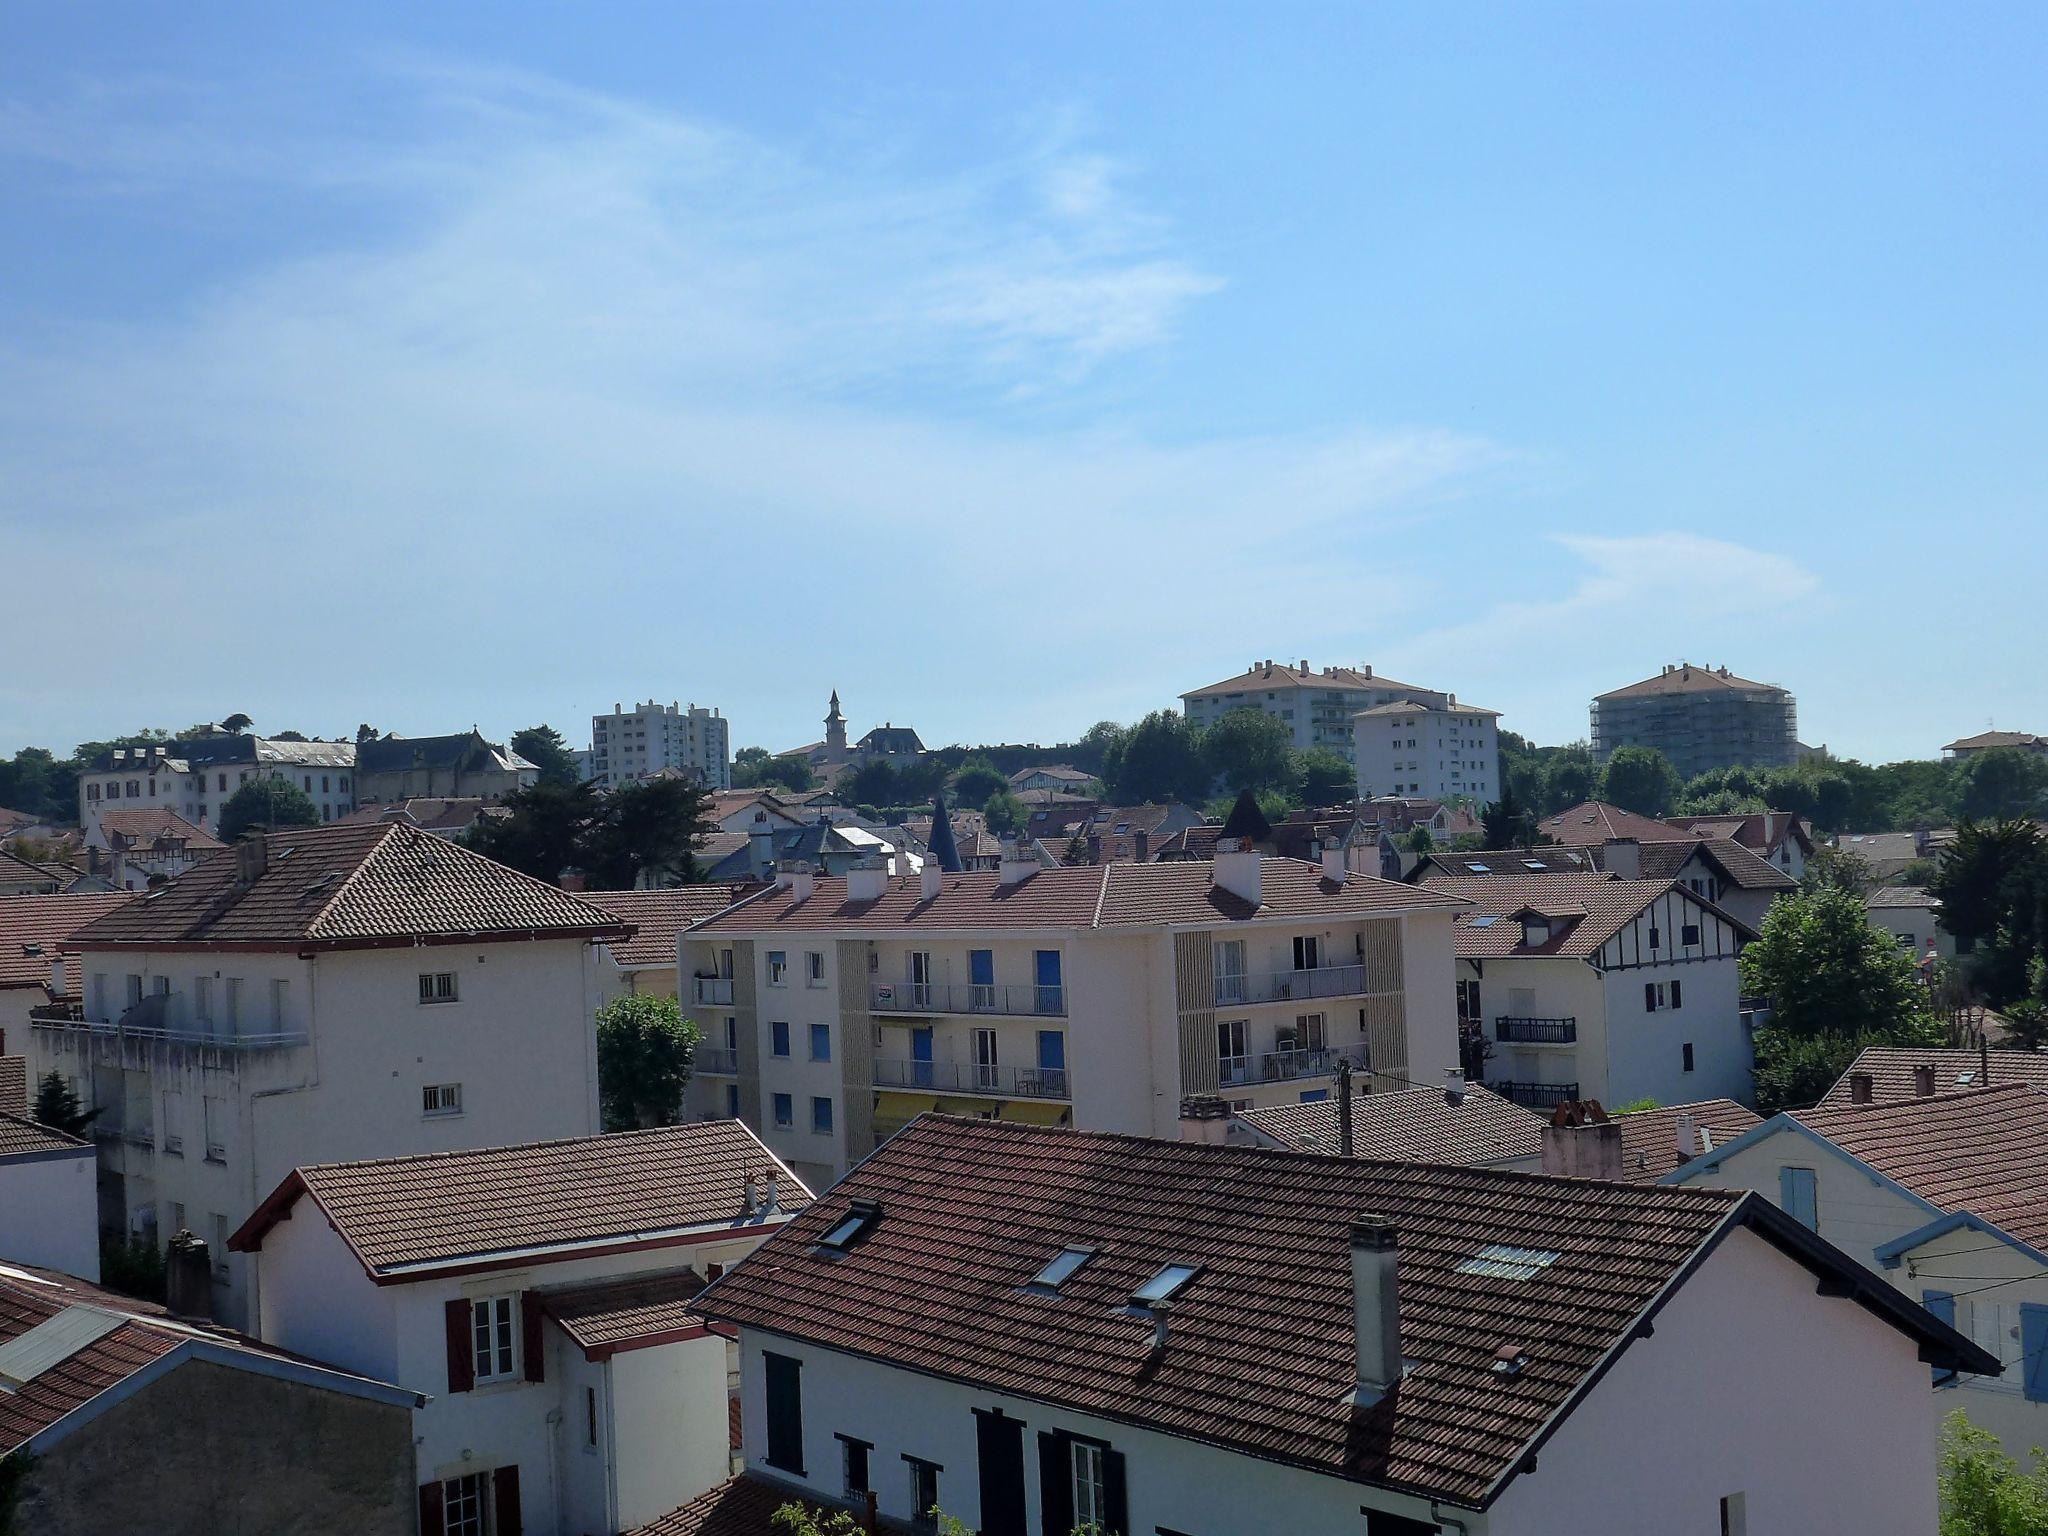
[4,4,2042,764]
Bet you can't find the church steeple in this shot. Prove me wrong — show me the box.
[825,689,847,753]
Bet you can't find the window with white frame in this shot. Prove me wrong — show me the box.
[1072,1440,1107,1530]
[419,971,459,1005]
[806,950,826,986]
[470,1295,517,1383]
[443,1471,492,1536]
[202,1096,226,1161]
[192,976,212,1023]
[423,1083,464,1117]
[767,951,788,986]
[161,1091,183,1155]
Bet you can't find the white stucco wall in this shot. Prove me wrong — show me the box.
[0,1148,99,1279]
[1891,1224,2048,1461]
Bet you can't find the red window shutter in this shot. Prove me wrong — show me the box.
[418,1481,445,1536]
[521,1292,546,1383]
[493,1465,523,1536]
[444,1298,474,1393]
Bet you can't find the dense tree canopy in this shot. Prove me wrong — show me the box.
[511,724,583,786]
[467,776,713,889]
[949,755,1009,808]
[595,994,700,1131]
[1202,709,1294,797]
[1101,711,1209,805]
[1931,819,2048,1008]
[1293,748,1354,808]
[1595,746,1681,816]
[217,777,320,842]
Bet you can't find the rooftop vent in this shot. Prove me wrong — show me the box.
[1491,1345,1530,1377]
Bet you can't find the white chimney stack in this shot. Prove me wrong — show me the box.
[50,956,66,999]
[1212,838,1262,906]
[846,854,888,903]
[1349,1215,1402,1403]
[1540,1104,1624,1181]
[998,835,1037,887]
[1320,839,1346,884]
[920,858,943,902]
[1603,837,1641,880]
[778,860,815,902]
[1178,1095,1232,1146]
[1674,1111,1699,1163]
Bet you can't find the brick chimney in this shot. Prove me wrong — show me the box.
[1348,1216,1402,1403]
[1178,1094,1232,1145]
[1540,1101,1623,1180]
[1913,1063,1936,1097]
[1212,838,1262,906]
[165,1229,214,1320]
[1849,1071,1874,1105]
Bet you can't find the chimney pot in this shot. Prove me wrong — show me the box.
[1674,1111,1699,1163]
[1349,1215,1402,1401]
[1178,1095,1232,1145]
[1849,1071,1874,1104]
[1540,1101,1623,1180]
[1444,1067,1467,1108]
[1913,1063,1936,1097]
[164,1230,214,1320]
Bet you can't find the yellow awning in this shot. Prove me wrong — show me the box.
[994,1100,1071,1127]
[871,1092,941,1139]
[935,1096,998,1117]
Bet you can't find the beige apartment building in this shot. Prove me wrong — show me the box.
[1181,659,1450,765]
[675,840,1464,1189]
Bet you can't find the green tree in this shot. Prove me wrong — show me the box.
[1939,1409,2048,1535]
[219,712,252,734]
[1931,820,2048,1005]
[1750,1021,1942,1113]
[1293,748,1353,808]
[950,755,1009,808]
[1596,746,1681,816]
[464,779,601,884]
[511,725,582,787]
[595,994,700,1130]
[1404,825,1435,855]
[1480,781,1538,850]
[1953,748,2048,824]
[733,749,817,793]
[1203,709,1293,797]
[32,1071,97,1135]
[1800,844,1877,897]
[983,790,1028,836]
[1740,882,1934,1040]
[1104,712,1208,805]
[1540,747,1597,814]
[216,777,320,842]
[1072,720,1127,777]
[841,759,900,810]
[583,777,715,890]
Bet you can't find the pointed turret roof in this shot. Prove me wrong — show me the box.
[1219,788,1272,844]
[927,790,964,874]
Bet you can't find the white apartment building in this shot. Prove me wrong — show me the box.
[1668,1083,2048,1468]
[678,840,1464,1191]
[77,736,357,840]
[30,822,628,1328]
[1419,870,1759,1115]
[233,1122,807,1536]
[682,1114,1987,1536]
[1353,698,1502,805]
[1181,659,1450,764]
[591,701,731,790]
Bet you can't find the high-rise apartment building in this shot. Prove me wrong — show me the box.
[1352,698,1502,805]
[589,699,731,789]
[1590,664,1797,780]
[1182,659,1449,765]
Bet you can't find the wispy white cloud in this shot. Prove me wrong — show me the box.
[0,62,1501,750]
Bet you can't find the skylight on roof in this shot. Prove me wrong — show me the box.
[1469,915,1498,928]
[1027,1246,1095,1292]
[1468,862,1491,873]
[815,1200,881,1255]
[1130,1263,1200,1307]
[1522,860,1547,870]
[1455,1244,1562,1282]
[0,1306,126,1390]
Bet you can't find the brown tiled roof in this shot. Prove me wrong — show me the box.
[1666,812,1813,858]
[625,1475,830,1536]
[232,1120,811,1279]
[540,1268,709,1357]
[1237,1086,1544,1166]
[0,1057,25,1117]
[592,887,761,968]
[1615,1100,1762,1182]
[1944,730,2042,752]
[0,808,36,833]
[1183,662,1434,699]
[335,797,502,835]
[1595,665,1786,701]
[1817,1047,2048,1108]
[698,1116,1968,1509]
[1535,801,1693,847]
[96,808,224,851]
[1635,837,1795,892]
[1416,846,1602,880]
[1787,1086,2048,1245]
[0,893,136,996]
[0,1111,90,1159]
[690,858,1463,934]
[1420,873,1737,959]
[66,822,626,951]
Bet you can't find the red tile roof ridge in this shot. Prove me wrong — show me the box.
[289,1116,775,1178]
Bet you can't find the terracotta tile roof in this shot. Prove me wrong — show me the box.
[1416,846,1603,880]
[0,893,136,996]
[231,1120,812,1279]
[625,1475,830,1536]
[1787,1085,2048,1245]
[0,1110,90,1159]
[65,822,625,951]
[1615,1100,1762,1182]
[1865,885,1939,911]
[698,1116,1969,1509]
[540,1268,709,1357]
[1666,812,1813,858]
[0,1057,25,1117]
[1420,873,1737,959]
[0,808,36,833]
[95,809,224,851]
[1237,1086,1544,1165]
[335,797,504,835]
[1183,662,1435,699]
[689,858,1463,934]
[1595,665,1787,701]
[1636,837,1795,892]
[1535,801,1694,847]
[1817,1047,2048,1108]
[591,887,763,968]
[1944,730,2043,753]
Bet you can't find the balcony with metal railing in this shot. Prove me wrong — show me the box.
[1493,1015,1577,1044]
[1216,1041,1368,1088]
[691,976,735,1007]
[1492,1080,1581,1111]
[694,1046,739,1076]
[868,981,1067,1019]
[34,992,308,1056]
[1213,964,1371,1007]
[869,1056,1071,1100]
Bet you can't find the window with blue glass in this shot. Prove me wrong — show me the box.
[969,949,995,1005]
[773,1092,793,1128]
[725,1085,740,1118]
[810,1023,831,1062]
[812,1096,834,1135]
[771,1021,791,1057]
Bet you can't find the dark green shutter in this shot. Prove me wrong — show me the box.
[764,1352,806,1473]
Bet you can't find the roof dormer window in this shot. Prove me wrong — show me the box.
[1522,917,1550,947]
